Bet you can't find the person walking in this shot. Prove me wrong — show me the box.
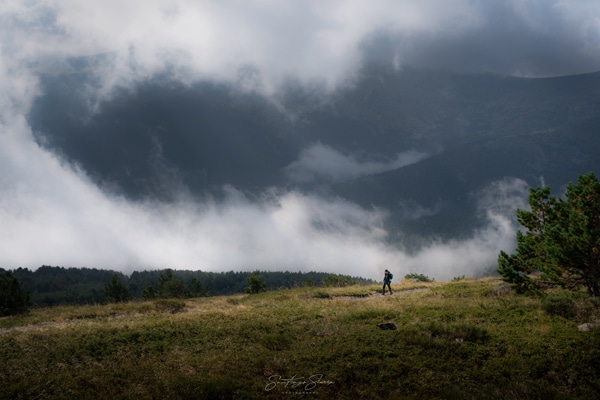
[382,269,393,295]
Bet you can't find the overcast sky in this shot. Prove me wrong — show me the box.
[1,1,598,280]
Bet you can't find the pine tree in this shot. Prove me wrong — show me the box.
[245,270,266,294]
[0,271,30,316]
[104,274,131,303]
[498,186,559,294]
[157,269,190,299]
[498,172,600,297]
[190,277,209,297]
[553,173,600,296]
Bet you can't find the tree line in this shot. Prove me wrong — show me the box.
[0,265,374,313]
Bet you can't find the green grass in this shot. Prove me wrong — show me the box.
[1,278,599,399]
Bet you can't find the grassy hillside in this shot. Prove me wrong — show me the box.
[1,278,599,399]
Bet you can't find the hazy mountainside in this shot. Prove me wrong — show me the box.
[328,67,600,240]
[292,66,600,153]
[29,76,297,197]
[28,64,600,241]
[335,115,600,241]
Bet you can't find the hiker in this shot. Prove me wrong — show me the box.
[382,269,393,295]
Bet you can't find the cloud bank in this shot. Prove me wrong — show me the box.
[1,1,597,279]
[4,1,599,97]
[284,143,428,184]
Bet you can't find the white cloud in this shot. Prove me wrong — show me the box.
[398,178,529,280]
[0,119,526,281]
[0,0,503,99]
[285,142,428,183]
[2,1,598,105]
[0,126,399,277]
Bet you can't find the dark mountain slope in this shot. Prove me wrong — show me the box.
[29,78,297,198]
[294,66,600,155]
[334,115,600,241]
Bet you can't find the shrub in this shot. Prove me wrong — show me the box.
[262,332,292,351]
[541,295,576,319]
[153,299,186,314]
[424,322,490,345]
[405,273,435,282]
[323,275,355,287]
[312,291,331,299]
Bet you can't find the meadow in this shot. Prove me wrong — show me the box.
[1,278,599,399]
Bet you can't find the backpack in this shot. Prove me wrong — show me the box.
[389,273,393,280]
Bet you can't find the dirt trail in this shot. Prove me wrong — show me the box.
[332,287,431,300]
[1,288,433,334]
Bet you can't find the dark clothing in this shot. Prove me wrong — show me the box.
[382,272,392,295]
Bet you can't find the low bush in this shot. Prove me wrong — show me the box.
[261,332,292,351]
[405,272,435,282]
[541,294,576,319]
[312,291,331,299]
[153,299,186,314]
